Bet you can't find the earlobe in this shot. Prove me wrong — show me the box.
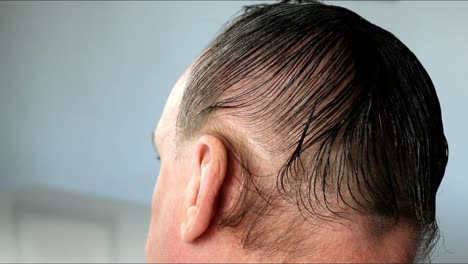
[180,135,227,243]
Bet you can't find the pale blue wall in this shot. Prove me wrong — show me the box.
[1,1,466,262]
[0,1,254,200]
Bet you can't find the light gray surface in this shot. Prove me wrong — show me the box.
[0,185,149,262]
[1,1,467,262]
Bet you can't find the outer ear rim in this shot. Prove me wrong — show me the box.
[181,135,228,242]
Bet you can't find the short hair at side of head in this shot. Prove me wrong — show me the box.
[176,0,448,260]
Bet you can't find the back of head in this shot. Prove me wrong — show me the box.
[177,0,448,262]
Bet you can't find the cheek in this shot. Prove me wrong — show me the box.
[146,176,163,262]
[146,166,185,262]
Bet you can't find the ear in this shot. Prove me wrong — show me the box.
[180,135,228,242]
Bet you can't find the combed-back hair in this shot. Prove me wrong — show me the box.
[177,0,448,260]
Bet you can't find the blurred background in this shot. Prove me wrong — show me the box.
[0,1,466,262]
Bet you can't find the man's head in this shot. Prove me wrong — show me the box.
[146,0,448,262]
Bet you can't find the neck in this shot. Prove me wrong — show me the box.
[175,217,418,263]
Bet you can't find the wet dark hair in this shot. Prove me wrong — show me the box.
[177,0,448,260]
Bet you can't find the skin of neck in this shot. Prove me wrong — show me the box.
[164,202,418,263]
